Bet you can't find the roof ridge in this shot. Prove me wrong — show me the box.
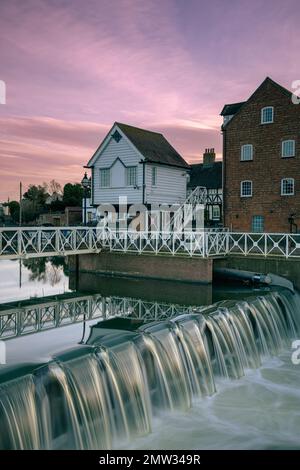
[221,77,292,126]
[264,76,292,97]
[115,121,163,136]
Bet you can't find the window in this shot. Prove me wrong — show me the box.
[126,166,137,186]
[281,178,294,196]
[112,130,122,143]
[252,215,264,233]
[241,144,253,161]
[100,168,110,188]
[151,166,157,186]
[282,140,295,158]
[241,180,252,197]
[261,106,274,124]
[212,206,220,220]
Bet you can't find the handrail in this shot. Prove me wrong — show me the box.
[0,227,300,259]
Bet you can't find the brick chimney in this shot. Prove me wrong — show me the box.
[203,148,216,166]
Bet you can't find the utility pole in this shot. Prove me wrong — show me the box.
[19,181,22,226]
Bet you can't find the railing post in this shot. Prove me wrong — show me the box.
[18,229,22,257]
[37,229,42,255]
[88,228,93,251]
[286,234,289,259]
[203,231,207,257]
[226,232,229,255]
[264,234,267,257]
[73,229,77,251]
[55,229,60,254]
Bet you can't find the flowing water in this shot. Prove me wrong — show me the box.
[0,288,299,450]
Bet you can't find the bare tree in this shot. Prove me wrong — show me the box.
[48,180,62,195]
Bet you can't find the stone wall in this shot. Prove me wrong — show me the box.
[69,252,213,284]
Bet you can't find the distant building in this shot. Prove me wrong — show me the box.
[38,206,82,226]
[86,122,190,210]
[188,149,222,226]
[45,192,63,206]
[221,77,300,233]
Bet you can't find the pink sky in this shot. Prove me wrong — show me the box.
[1,0,300,200]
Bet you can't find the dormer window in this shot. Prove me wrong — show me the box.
[261,107,274,124]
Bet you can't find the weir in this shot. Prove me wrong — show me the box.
[0,289,299,450]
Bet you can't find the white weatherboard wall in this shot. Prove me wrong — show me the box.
[93,135,143,205]
[145,164,187,205]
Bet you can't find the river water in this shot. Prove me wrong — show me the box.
[123,353,300,450]
[0,257,299,450]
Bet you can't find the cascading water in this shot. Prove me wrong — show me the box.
[0,374,40,449]
[0,289,299,450]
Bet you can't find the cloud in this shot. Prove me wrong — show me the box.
[1,0,300,199]
[0,116,109,149]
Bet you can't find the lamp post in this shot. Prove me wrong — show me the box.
[81,172,91,226]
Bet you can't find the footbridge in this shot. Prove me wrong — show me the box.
[0,292,196,340]
[1,227,300,260]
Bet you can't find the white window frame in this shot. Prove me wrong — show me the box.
[261,106,274,124]
[282,140,295,158]
[240,180,252,197]
[241,144,253,161]
[126,166,137,187]
[151,166,157,186]
[281,178,294,196]
[100,168,110,188]
[252,215,264,233]
[212,205,220,220]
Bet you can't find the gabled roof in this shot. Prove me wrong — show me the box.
[220,102,246,116]
[188,161,222,190]
[115,122,189,169]
[87,122,189,169]
[220,77,293,127]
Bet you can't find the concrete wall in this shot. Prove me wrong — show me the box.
[69,252,213,284]
[214,256,300,290]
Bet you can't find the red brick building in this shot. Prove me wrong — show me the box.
[221,77,300,233]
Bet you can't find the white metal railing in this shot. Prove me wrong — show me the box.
[227,232,300,258]
[0,293,195,339]
[1,227,300,259]
[100,229,228,257]
[0,227,103,259]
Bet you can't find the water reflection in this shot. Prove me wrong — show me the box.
[0,258,70,303]
[23,257,68,285]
